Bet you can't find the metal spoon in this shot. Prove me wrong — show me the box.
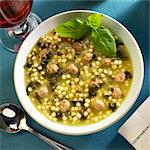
[0,103,72,150]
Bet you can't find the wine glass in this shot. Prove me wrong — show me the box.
[0,0,42,52]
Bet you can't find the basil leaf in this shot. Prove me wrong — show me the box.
[89,26,116,57]
[55,18,88,39]
[86,14,102,29]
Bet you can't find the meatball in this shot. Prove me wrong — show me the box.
[39,49,49,59]
[101,58,111,66]
[66,64,78,75]
[112,87,122,99]
[82,52,93,63]
[114,72,125,82]
[59,99,70,112]
[91,99,105,111]
[47,63,59,75]
[37,86,48,98]
[72,42,82,50]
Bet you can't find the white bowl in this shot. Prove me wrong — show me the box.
[14,10,144,135]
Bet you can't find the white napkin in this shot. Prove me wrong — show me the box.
[118,96,150,150]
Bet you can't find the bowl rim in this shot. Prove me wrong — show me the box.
[14,10,144,135]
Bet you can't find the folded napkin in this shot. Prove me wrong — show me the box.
[118,96,150,150]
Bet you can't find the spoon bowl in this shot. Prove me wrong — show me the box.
[0,103,25,133]
[0,103,72,150]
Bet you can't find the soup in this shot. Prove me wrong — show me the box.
[24,30,133,126]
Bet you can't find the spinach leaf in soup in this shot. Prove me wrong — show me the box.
[55,18,89,39]
[89,26,116,57]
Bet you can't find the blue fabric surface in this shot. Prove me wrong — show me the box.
[0,0,149,150]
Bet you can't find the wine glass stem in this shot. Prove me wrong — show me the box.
[0,12,42,52]
[7,19,29,40]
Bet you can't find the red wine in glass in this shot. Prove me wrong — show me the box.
[0,0,33,28]
[0,0,42,52]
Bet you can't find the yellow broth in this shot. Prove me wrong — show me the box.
[24,31,133,126]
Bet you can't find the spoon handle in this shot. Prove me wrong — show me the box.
[25,126,72,150]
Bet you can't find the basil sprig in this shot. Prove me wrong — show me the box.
[86,14,102,29]
[55,14,116,57]
[90,26,116,57]
[55,18,89,39]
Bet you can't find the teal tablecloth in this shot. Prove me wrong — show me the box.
[0,0,149,150]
